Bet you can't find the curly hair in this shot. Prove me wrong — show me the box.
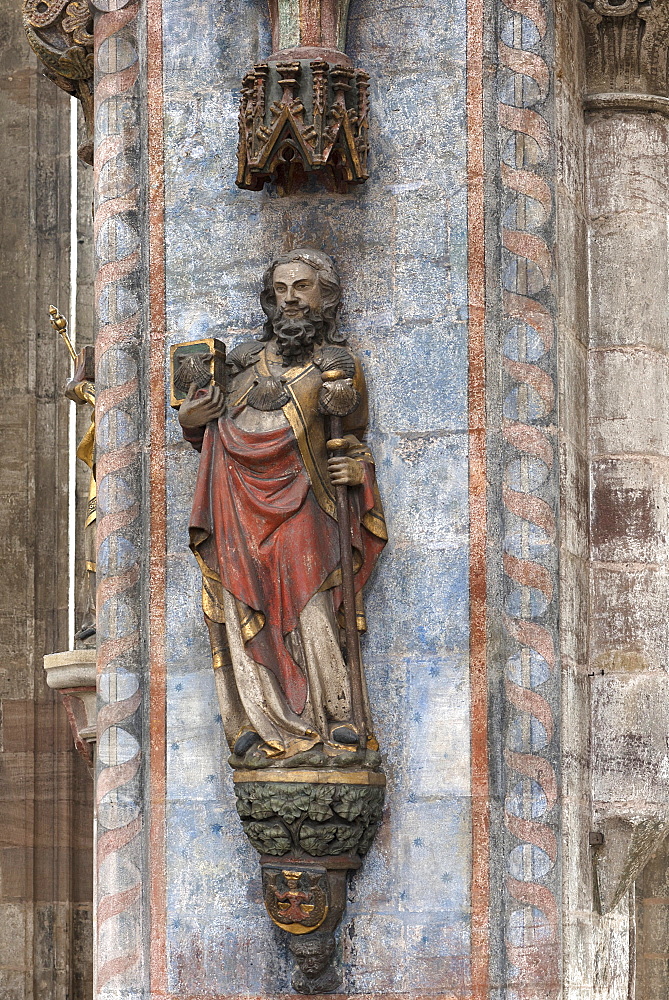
[259,248,346,344]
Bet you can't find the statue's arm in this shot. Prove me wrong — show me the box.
[327,356,375,487]
[65,376,95,406]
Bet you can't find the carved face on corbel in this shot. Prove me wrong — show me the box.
[290,931,336,976]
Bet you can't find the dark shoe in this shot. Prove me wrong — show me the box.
[74,624,96,641]
[234,731,262,756]
[331,726,359,746]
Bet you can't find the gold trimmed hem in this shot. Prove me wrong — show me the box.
[232,768,386,786]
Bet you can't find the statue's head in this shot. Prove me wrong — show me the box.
[289,930,336,977]
[260,249,345,362]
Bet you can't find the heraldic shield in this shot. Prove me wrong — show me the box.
[262,864,330,934]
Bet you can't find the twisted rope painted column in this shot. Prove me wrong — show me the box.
[93,3,145,995]
[497,0,560,992]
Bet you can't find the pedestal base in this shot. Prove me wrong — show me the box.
[234,767,385,992]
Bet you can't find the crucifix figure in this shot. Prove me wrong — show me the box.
[178,249,387,763]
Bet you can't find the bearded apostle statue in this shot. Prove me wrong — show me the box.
[178,249,387,765]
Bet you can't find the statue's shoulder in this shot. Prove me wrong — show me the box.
[226,339,265,375]
[313,344,358,379]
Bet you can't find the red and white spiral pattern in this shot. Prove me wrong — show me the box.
[498,0,559,993]
[93,4,144,995]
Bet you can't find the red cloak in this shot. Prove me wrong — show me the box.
[189,412,385,715]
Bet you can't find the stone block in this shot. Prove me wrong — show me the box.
[0,971,28,1000]
[591,456,669,564]
[559,552,588,664]
[560,331,588,448]
[640,901,669,955]
[590,564,669,668]
[591,900,631,993]
[589,349,669,459]
[590,670,669,912]
[556,202,588,342]
[559,438,589,560]
[0,849,29,900]
[587,114,669,220]
[591,669,669,811]
[0,904,27,969]
[340,912,406,993]
[638,956,669,1000]
[589,211,669,350]
[562,913,594,993]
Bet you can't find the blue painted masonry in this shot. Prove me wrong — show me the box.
[160,0,472,990]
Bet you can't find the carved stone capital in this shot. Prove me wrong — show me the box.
[22,0,94,163]
[579,0,669,98]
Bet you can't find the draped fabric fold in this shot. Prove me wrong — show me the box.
[189,410,385,716]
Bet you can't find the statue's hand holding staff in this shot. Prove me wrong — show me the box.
[178,382,226,429]
[327,439,364,487]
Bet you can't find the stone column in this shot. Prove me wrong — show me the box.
[580,0,669,974]
[635,843,669,1000]
[92,3,146,997]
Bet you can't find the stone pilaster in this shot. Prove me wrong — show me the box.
[92,3,146,997]
[0,1,94,995]
[579,0,669,991]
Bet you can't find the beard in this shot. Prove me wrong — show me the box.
[273,309,323,365]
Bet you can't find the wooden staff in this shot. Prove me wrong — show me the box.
[328,411,367,750]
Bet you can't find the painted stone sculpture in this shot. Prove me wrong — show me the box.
[177,248,387,991]
[236,0,370,193]
[22,0,94,164]
[51,306,97,642]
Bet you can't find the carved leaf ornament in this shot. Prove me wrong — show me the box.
[22,0,94,161]
[235,781,385,857]
[579,0,669,97]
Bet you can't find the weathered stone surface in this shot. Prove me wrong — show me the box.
[0,0,94,991]
[161,0,472,990]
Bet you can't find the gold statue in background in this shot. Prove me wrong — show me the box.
[50,306,96,643]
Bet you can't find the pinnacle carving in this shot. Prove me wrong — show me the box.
[579,0,669,97]
[235,0,370,193]
[236,60,370,194]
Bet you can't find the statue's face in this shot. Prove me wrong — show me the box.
[296,942,329,976]
[272,262,322,319]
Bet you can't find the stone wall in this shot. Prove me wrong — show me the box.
[0,8,94,996]
[158,0,473,991]
[9,0,669,991]
[555,0,669,995]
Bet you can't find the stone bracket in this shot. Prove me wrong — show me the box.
[44,649,97,768]
[590,669,669,913]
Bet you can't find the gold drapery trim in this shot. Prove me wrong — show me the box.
[84,474,96,527]
[76,420,95,470]
[201,571,265,644]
